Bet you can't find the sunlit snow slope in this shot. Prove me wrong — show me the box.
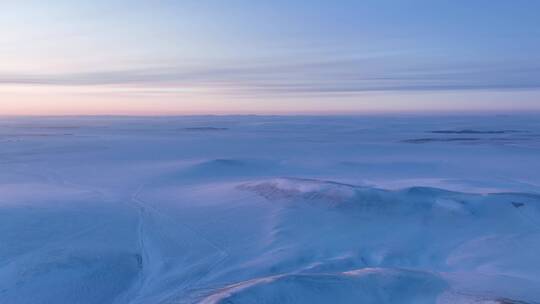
[1,115,540,304]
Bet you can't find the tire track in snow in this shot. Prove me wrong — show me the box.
[125,184,230,304]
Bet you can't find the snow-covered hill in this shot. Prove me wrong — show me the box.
[1,115,539,303]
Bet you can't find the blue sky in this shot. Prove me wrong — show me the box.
[1,0,540,114]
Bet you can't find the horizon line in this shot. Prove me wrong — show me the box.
[2,110,539,118]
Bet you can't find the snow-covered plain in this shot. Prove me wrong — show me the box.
[1,115,540,304]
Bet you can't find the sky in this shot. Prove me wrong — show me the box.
[1,0,540,115]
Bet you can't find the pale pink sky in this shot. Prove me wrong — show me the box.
[3,85,540,115]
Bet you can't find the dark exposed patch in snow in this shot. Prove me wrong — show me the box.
[512,202,525,208]
[430,129,522,134]
[182,127,229,131]
[496,298,532,304]
[402,137,481,144]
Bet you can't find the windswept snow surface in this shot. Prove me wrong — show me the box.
[1,115,540,304]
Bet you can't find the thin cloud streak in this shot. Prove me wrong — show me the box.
[2,58,540,97]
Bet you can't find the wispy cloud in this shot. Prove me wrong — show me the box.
[2,58,540,96]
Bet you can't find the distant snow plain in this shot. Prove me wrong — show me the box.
[1,115,540,304]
